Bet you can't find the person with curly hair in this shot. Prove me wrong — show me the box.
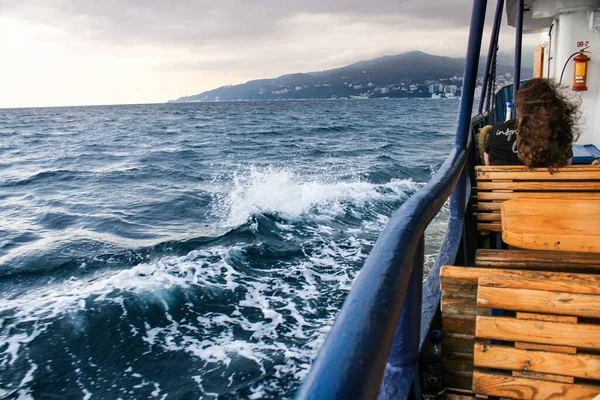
[515,78,580,168]
[484,78,580,168]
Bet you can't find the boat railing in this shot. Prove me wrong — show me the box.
[295,1,490,398]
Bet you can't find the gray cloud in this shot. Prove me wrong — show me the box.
[2,0,476,48]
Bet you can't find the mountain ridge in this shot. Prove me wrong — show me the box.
[170,51,531,102]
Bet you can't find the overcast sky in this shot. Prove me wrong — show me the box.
[0,0,538,108]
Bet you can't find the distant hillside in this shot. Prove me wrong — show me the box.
[170,51,531,102]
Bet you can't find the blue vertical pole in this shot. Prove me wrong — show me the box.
[452,0,488,221]
[478,0,505,114]
[513,0,524,116]
[378,237,424,400]
[456,0,488,151]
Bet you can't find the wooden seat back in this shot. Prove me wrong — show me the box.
[475,165,600,232]
[473,271,600,398]
[441,265,600,397]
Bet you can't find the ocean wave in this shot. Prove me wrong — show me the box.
[1,170,91,188]
[213,166,421,227]
[309,125,351,133]
[0,225,372,397]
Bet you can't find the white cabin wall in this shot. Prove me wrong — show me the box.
[548,11,600,146]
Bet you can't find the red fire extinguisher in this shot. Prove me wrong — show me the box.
[572,52,591,91]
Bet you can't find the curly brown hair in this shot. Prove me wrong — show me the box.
[516,78,580,169]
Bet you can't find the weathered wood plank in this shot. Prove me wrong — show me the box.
[477,202,502,211]
[478,181,600,191]
[477,213,502,222]
[441,267,600,291]
[473,371,600,399]
[478,192,600,201]
[476,170,600,180]
[476,165,600,173]
[474,343,600,379]
[477,286,600,318]
[442,296,489,316]
[475,316,600,350]
[479,275,600,295]
[511,371,574,384]
[442,283,478,299]
[474,249,600,271]
[477,223,501,232]
[443,315,476,337]
[515,342,577,354]
[444,371,473,391]
[516,312,577,324]
[443,336,478,355]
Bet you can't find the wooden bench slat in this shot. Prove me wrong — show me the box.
[477,202,502,211]
[476,165,600,172]
[442,283,478,299]
[443,315,476,337]
[474,249,600,270]
[511,371,574,384]
[441,267,600,290]
[477,223,502,232]
[476,213,502,222]
[474,343,600,380]
[516,312,577,324]
[477,286,600,318]
[478,192,600,201]
[478,274,600,295]
[444,371,473,391]
[477,171,600,180]
[442,296,490,316]
[444,336,480,355]
[475,316,600,349]
[473,371,600,399]
[515,342,577,354]
[478,181,600,191]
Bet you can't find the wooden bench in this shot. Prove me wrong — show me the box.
[441,265,600,398]
[440,264,600,393]
[473,272,600,399]
[475,165,600,232]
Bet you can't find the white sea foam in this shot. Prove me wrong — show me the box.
[0,232,374,396]
[214,166,421,226]
[0,166,445,398]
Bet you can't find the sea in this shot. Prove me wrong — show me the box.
[0,98,460,399]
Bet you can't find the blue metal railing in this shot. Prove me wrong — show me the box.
[513,0,524,115]
[295,1,489,398]
[478,0,505,115]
